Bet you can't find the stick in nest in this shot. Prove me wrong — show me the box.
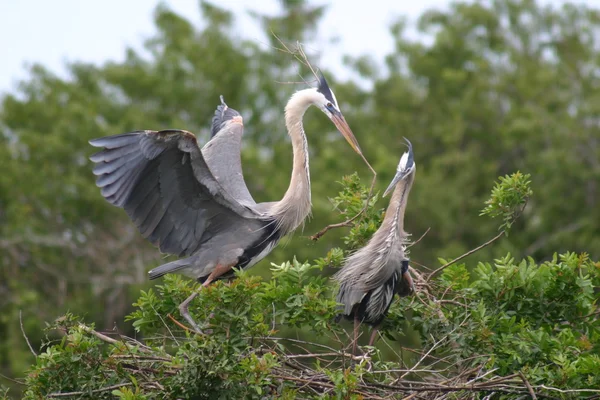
[271,35,378,241]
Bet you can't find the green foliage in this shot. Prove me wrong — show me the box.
[480,171,533,231]
[412,251,600,390]
[330,173,383,250]
[20,173,600,399]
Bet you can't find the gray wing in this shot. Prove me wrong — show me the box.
[202,99,256,207]
[89,129,263,257]
[210,95,242,138]
[334,244,401,314]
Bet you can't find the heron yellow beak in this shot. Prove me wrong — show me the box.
[331,113,362,155]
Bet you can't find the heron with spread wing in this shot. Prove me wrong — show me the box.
[334,138,417,354]
[89,74,363,333]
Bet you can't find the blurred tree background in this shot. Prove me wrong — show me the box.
[1,0,599,395]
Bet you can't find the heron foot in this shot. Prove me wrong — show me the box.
[178,266,230,335]
[179,291,204,334]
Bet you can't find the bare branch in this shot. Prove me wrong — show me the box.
[428,231,505,279]
[19,310,37,357]
[519,372,537,400]
[408,227,431,248]
[79,324,119,345]
[47,383,131,398]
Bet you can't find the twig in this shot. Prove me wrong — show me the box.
[284,352,354,359]
[536,385,600,394]
[0,372,25,385]
[20,310,37,357]
[408,227,431,248]
[150,304,179,346]
[270,35,318,85]
[400,333,448,380]
[467,367,498,384]
[47,383,131,397]
[310,219,353,240]
[519,372,537,399]
[78,324,118,345]
[428,231,505,278]
[255,336,341,353]
[365,381,529,396]
[110,354,173,362]
[572,309,600,321]
[167,314,197,334]
[78,324,156,355]
[272,374,382,399]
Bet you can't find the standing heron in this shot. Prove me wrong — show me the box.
[334,138,416,354]
[89,73,363,332]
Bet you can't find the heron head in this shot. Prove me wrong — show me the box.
[314,73,362,155]
[383,138,416,197]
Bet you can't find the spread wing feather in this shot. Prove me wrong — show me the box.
[90,129,263,257]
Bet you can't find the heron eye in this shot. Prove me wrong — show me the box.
[326,102,334,111]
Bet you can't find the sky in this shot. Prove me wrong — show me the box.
[0,0,583,95]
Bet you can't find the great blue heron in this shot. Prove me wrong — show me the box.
[334,138,416,354]
[89,74,363,332]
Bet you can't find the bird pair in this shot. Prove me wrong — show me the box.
[89,72,416,352]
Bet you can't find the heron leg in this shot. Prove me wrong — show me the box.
[368,326,380,347]
[352,315,361,356]
[179,291,202,333]
[178,263,235,334]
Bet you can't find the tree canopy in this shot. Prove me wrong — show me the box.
[1,0,599,398]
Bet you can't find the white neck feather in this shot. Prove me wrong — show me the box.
[377,169,416,251]
[271,88,321,235]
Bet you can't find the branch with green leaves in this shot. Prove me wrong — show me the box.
[428,171,532,278]
[16,171,600,400]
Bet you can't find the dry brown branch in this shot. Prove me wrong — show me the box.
[19,310,37,357]
[255,336,344,354]
[428,199,530,280]
[408,227,431,248]
[110,354,172,362]
[167,313,194,332]
[77,324,161,357]
[47,383,131,398]
[78,324,119,345]
[519,372,537,399]
[0,372,25,386]
[428,231,505,278]
[45,323,590,399]
[536,385,600,395]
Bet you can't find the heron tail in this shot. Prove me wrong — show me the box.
[148,258,193,280]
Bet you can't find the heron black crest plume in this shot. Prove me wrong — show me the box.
[334,138,417,354]
[316,73,338,108]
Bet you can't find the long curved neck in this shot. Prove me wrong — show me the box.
[378,170,416,247]
[271,89,318,235]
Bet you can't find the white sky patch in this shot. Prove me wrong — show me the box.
[0,0,576,95]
